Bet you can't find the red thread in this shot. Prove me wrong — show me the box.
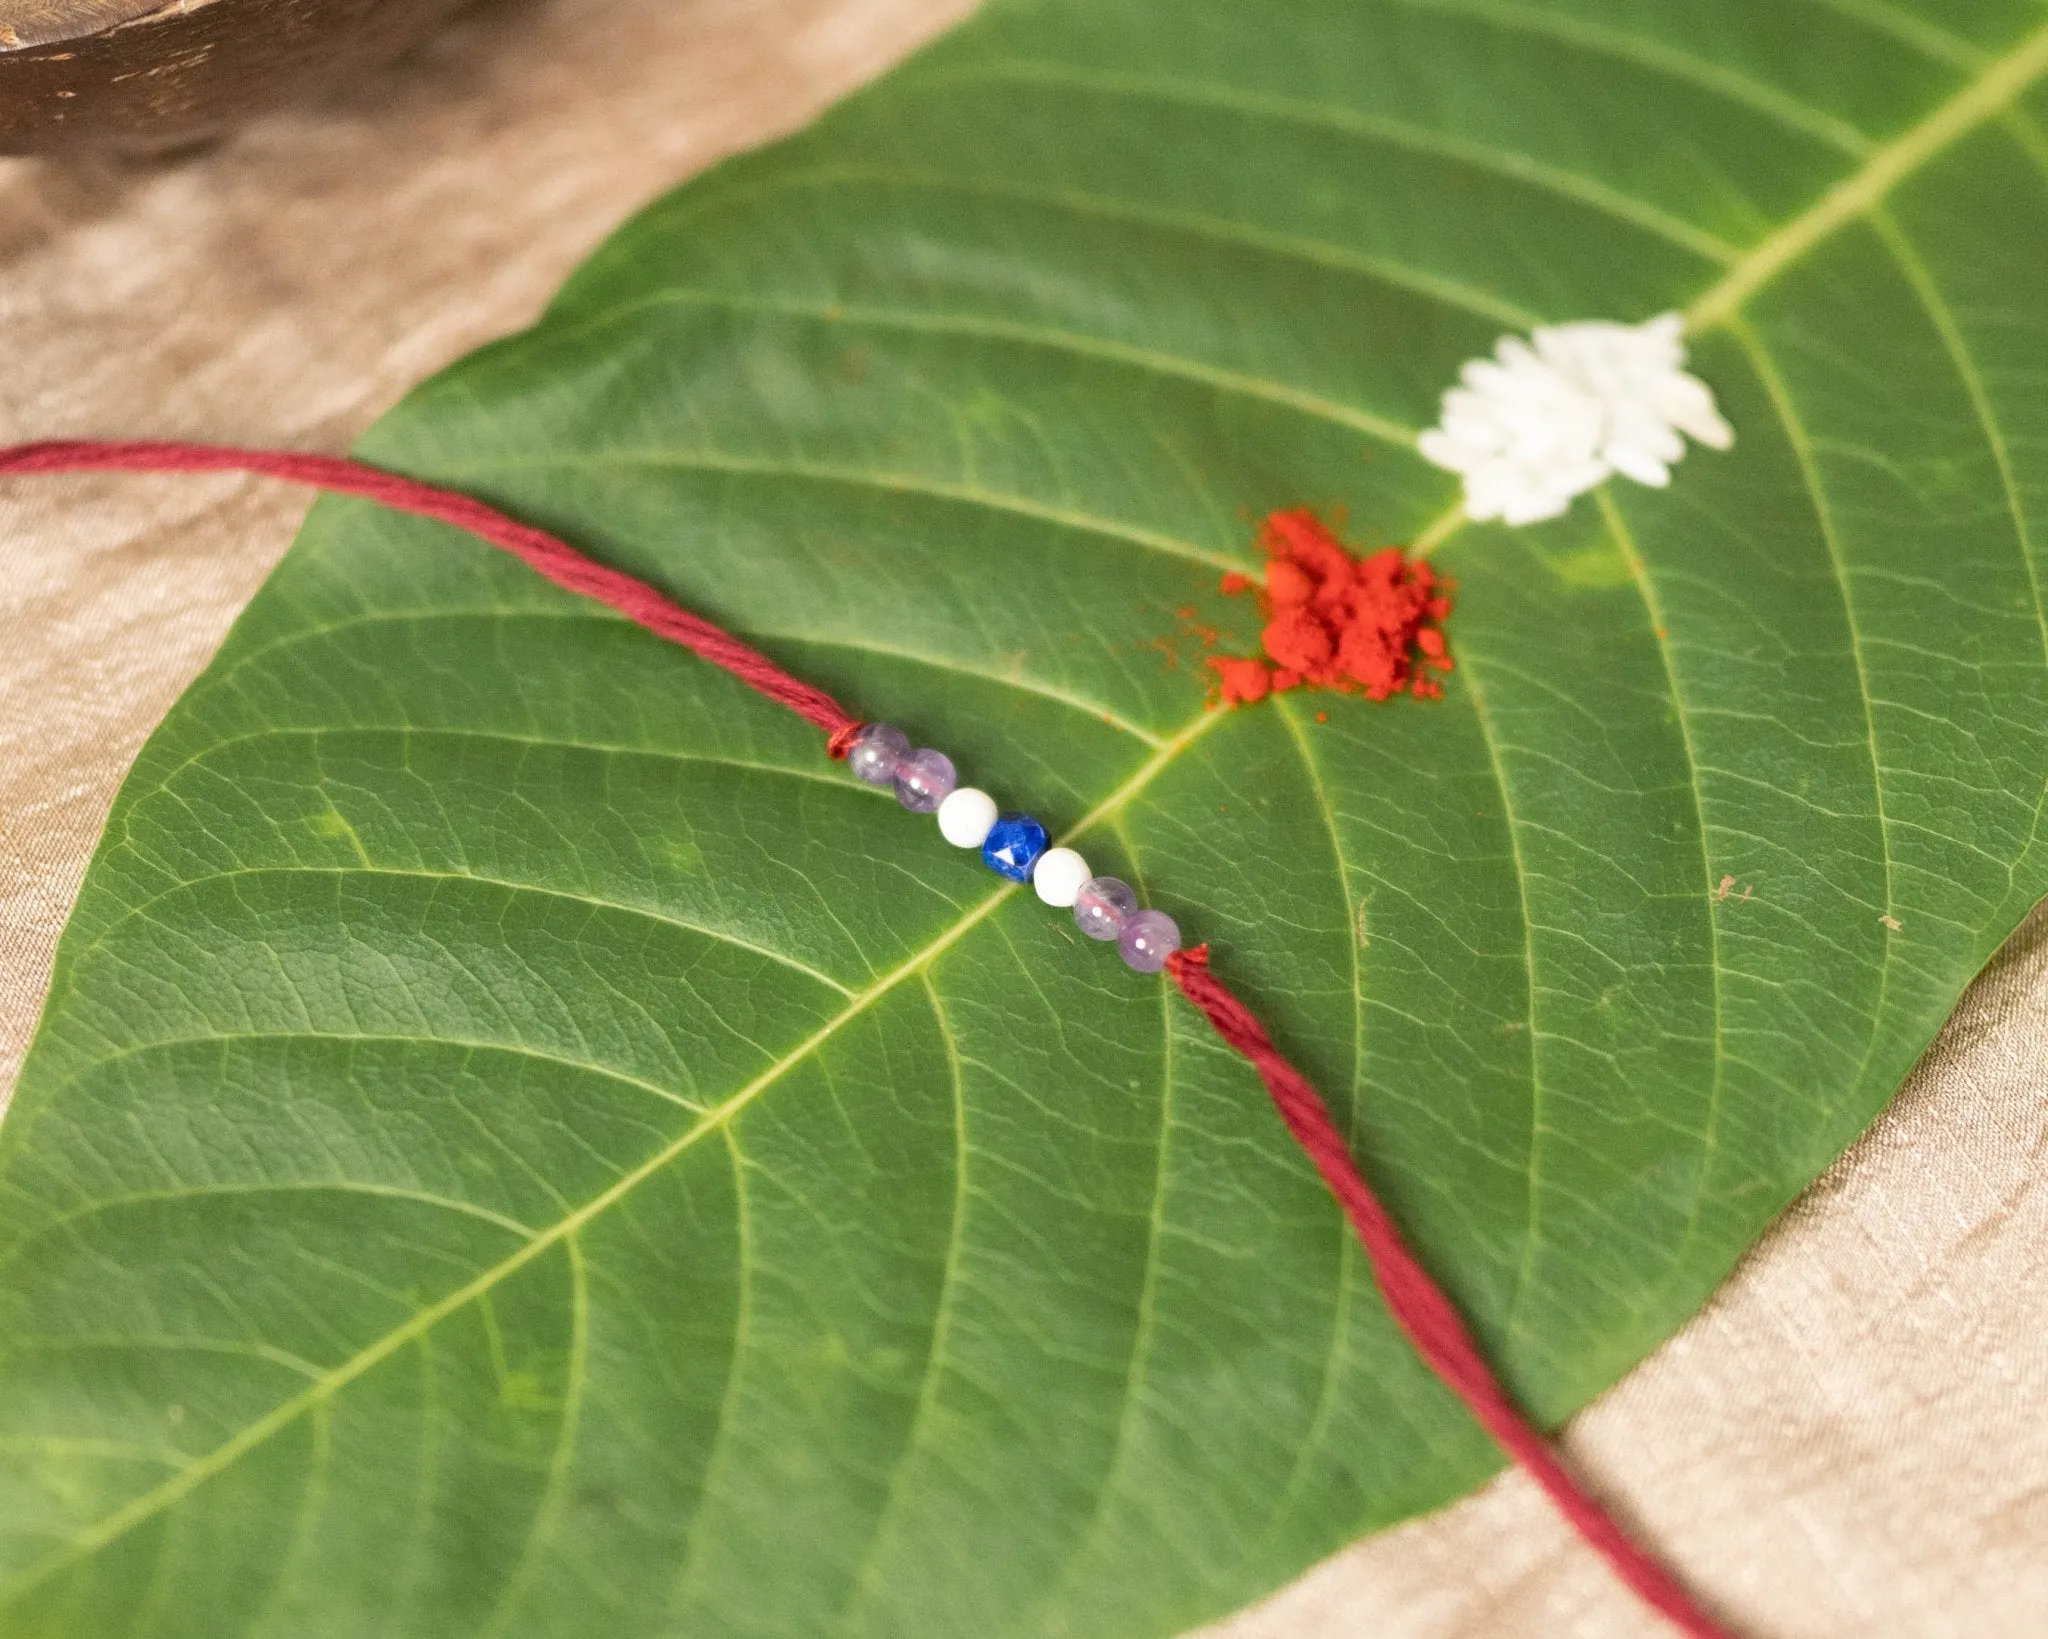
[1166,945,1735,1639]
[0,441,860,741]
[0,438,1730,1639]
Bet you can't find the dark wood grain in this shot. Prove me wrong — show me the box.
[0,0,475,153]
[2,2,170,51]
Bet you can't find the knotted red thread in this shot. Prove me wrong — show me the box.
[1,438,1732,1639]
[1167,944,1734,1639]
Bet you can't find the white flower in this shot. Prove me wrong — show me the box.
[1417,312,1733,526]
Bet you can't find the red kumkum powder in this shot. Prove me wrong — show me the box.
[1208,509,1452,707]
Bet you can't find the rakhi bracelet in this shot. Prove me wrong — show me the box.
[837,721,1184,972]
[0,438,1738,1639]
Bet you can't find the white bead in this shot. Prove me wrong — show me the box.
[1032,847,1091,908]
[937,787,998,849]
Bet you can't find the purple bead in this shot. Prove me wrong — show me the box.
[1118,909,1181,974]
[894,748,957,813]
[1072,876,1137,942]
[847,723,910,787]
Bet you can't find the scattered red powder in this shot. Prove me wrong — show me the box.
[1211,656,1270,703]
[1205,509,1453,707]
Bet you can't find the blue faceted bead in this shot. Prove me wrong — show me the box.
[981,813,1049,882]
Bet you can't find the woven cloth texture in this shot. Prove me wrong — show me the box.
[0,3,2042,1634]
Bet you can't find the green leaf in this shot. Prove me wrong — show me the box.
[7,1,2048,1632]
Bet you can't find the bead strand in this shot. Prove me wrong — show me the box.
[846,722,1182,974]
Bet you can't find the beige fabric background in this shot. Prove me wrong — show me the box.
[0,3,2042,1634]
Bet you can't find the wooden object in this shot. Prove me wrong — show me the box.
[0,0,474,153]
